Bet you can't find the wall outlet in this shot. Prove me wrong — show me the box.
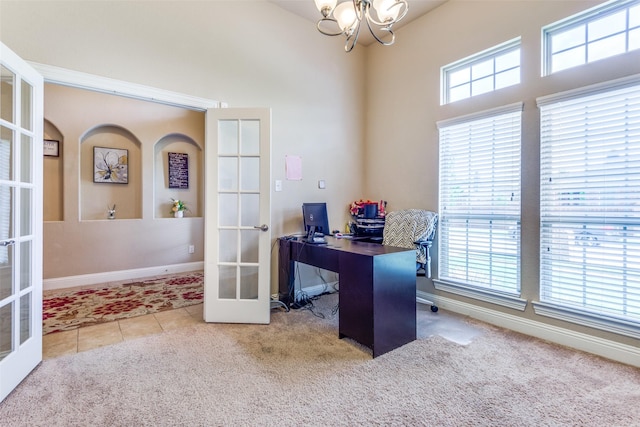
[188,245,195,254]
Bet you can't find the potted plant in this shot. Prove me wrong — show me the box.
[171,199,188,218]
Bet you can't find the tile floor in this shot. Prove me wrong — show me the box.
[43,303,205,360]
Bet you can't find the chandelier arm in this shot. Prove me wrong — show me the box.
[345,20,362,52]
[317,18,344,36]
[354,0,366,22]
[363,0,409,26]
[365,19,395,46]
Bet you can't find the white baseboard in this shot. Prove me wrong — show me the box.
[418,290,640,368]
[43,262,204,291]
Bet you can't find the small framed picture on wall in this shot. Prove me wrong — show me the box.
[168,152,189,189]
[43,139,60,157]
[94,146,128,184]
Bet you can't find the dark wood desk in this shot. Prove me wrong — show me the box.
[278,236,416,357]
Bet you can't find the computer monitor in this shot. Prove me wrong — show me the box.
[302,202,330,238]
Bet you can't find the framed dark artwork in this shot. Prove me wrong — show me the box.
[43,139,60,157]
[94,146,128,184]
[168,152,189,189]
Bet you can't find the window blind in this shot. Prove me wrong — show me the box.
[438,104,522,294]
[539,79,640,323]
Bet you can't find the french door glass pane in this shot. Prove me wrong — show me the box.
[240,193,259,227]
[20,80,32,131]
[19,293,30,344]
[240,157,259,191]
[240,120,259,155]
[0,303,12,361]
[0,186,10,241]
[20,240,31,291]
[20,134,31,183]
[240,266,259,300]
[20,187,31,236]
[218,266,236,299]
[218,193,237,226]
[218,157,238,191]
[218,230,237,263]
[218,120,238,155]
[0,65,14,124]
[1,126,13,180]
[0,244,12,300]
[240,230,259,263]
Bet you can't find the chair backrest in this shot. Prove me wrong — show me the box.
[382,210,438,263]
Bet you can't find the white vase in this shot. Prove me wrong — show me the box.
[174,211,184,218]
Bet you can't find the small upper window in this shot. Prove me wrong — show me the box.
[543,0,640,76]
[441,38,521,105]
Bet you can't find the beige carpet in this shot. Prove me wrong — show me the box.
[1,293,639,426]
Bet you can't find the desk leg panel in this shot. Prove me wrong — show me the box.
[371,251,417,357]
[338,253,374,349]
[277,239,295,306]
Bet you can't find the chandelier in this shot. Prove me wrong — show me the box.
[314,0,409,52]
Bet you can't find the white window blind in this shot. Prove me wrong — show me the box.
[539,78,640,325]
[438,104,522,294]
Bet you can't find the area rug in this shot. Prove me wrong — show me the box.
[43,272,203,335]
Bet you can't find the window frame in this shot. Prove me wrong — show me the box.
[441,38,521,105]
[542,0,640,76]
[535,73,640,339]
[435,102,527,311]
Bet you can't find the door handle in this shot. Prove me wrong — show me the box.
[253,224,269,232]
[0,240,15,247]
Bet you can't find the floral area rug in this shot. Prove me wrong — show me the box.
[43,272,203,335]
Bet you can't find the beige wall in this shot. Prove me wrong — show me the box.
[365,0,640,347]
[42,83,205,278]
[0,0,365,285]
[3,0,640,348]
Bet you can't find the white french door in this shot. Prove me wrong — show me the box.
[0,42,44,402]
[204,108,271,323]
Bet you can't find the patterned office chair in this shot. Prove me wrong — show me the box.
[382,209,439,312]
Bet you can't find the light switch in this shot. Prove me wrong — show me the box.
[318,180,326,189]
[275,180,283,192]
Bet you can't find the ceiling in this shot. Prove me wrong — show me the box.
[270,0,446,46]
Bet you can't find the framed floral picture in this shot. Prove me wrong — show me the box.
[94,146,128,184]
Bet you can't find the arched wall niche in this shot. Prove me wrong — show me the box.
[43,119,64,221]
[80,124,142,220]
[154,133,203,218]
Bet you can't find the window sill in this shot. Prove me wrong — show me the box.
[532,301,640,340]
[433,279,527,311]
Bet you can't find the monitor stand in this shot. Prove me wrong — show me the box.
[303,226,327,244]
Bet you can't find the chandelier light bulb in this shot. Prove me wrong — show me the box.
[314,0,338,17]
[334,1,358,32]
[372,0,401,23]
